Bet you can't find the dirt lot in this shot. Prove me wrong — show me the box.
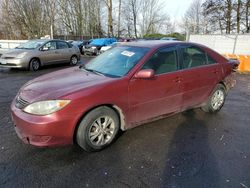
[0,60,250,188]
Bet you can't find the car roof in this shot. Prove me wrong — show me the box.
[120,40,210,50]
[120,40,183,49]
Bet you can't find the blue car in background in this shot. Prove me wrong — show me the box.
[82,38,117,55]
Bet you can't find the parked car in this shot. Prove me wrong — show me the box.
[0,39,80,71]
[82,38,117,55]
[70,40,90,55]
[11,41,238,152]
[99,42,123,54]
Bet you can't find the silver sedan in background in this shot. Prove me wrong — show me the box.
[0,39,81,71]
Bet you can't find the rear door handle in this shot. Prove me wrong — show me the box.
[173,77,182,83]
[212,69,219,74]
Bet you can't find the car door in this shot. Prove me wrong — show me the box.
[56,41,72,63]
[178,45,221,110]
[40,41,61,65]
[128,46,182,124]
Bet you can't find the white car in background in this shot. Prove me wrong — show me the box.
[99,42,123,54]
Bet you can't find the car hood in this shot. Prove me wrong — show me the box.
[19,67,114,103]
[2,49,32,58]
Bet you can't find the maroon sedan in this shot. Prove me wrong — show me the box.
[11,41,237,152]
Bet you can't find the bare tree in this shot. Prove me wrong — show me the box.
[201,0,250,34]
[183,0,203,34]
[225,0,233,34]
[245,0,250,32]
[0,0,50,39]
[44,0,57,39]
[122,0,140,38]
[104,0,113,37]
[117,0,122,38]
[140,0,171,36]
[236,0,241,33]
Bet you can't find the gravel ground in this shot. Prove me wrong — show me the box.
[0,60,250,188]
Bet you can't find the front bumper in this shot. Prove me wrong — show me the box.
[11,101,75,147]
[0,58,28,68]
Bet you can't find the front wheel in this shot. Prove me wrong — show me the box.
[29,58,40,71]
[76,107,120,152]
[201,84,226,113]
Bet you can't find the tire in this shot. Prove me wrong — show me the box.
[70,55,78,66]
[201,84,226,113]
[76,106,120,152]
[29,58,40,71]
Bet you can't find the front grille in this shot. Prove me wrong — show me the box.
[15,96,29,109]
[0,63,17,66]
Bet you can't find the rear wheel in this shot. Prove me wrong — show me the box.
[201,84,226,113]
[76,106,120,152]
[70,55,78,65]
[29,58,40,71]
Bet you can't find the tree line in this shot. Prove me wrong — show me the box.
[1,0,249,40]
[184,0,250,35]
[0,0,172,39]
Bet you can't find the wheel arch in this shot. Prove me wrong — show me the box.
[73,104,126,144]
[202,81,227,107]
[218,81,228,93]
[29,57,41,66]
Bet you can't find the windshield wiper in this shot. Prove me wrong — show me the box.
[79,65,105,76]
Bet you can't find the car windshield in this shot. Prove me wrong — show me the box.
[84,46,150,78]
[16,40,44,49]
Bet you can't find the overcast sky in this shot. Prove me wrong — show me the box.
[162,0,194,21]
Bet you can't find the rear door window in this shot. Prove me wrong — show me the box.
[57,41,69,49]
[180,46,207,69]
[207,55,217,64]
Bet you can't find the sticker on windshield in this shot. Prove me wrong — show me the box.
[121,51,135,57]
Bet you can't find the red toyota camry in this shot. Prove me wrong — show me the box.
[11,41,237,152]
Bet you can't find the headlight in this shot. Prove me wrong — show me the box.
[23,100,70,115]
[16,52,28,59]
[91,46,96,49]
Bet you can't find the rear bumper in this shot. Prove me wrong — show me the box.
[224,73,237,93]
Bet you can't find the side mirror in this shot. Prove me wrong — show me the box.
[134,69,155,79]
